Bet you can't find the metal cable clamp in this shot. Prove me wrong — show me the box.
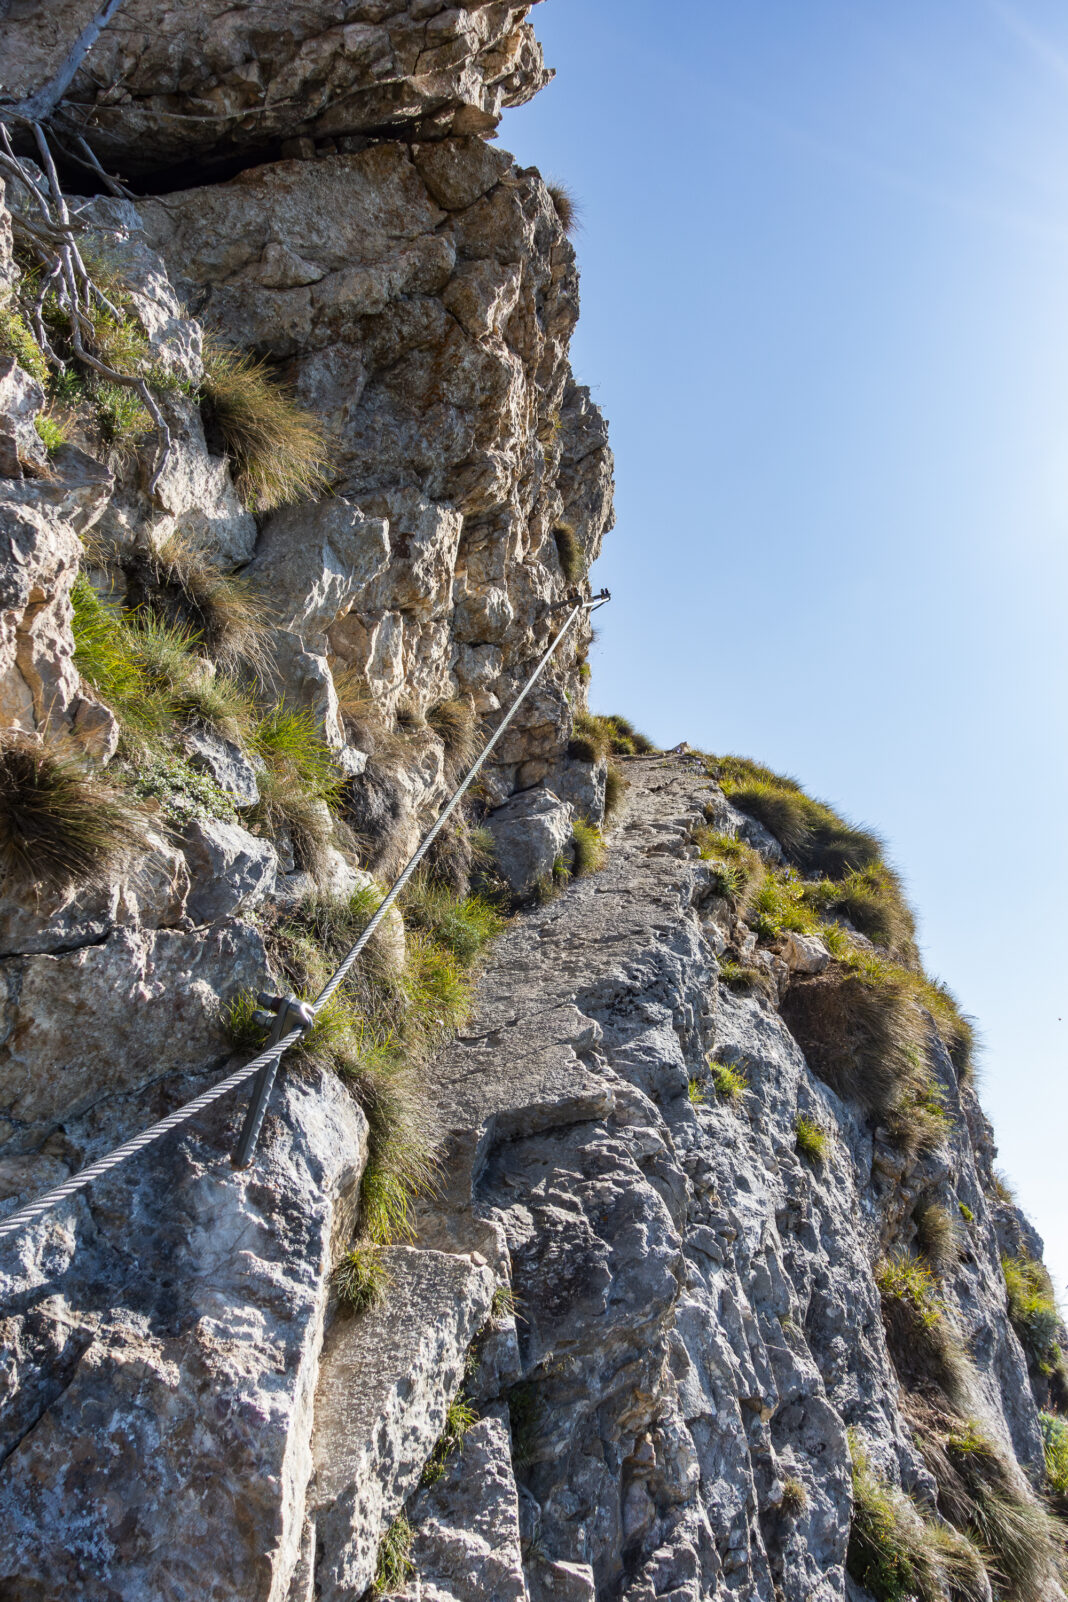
[232,993,314,1168]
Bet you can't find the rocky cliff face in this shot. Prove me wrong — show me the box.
[0,9,1065,1602]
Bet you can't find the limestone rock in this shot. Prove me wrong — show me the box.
[782,932,831,974]
[487,786,572,897]
[182,726,261,807]
[246,499,390,644]
[0,1068,369,1602]
[0,920,268,1156]
[182,816,279,924]
[398,1414,527,1602]
[1,3,552,173]
[307,1246,495,1602]
[0,355,47,479]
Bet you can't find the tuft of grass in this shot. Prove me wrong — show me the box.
[847,1431,989,1602]
[491,1283,518,1322]
[717,958,765,993]
[695,828,764,908]
[710,1059,748,1101]
[687,1076,706,1106]
[803,862,916,957]
[751,866,821,941]
[959,1202,974,1224]
[780,1477,808,1518]
[553,526,584,582]
[546,180,580,234]
[427,698,477,773]
[34,410,68,453]
[0,303,49,383]
[334,1244,390,1314]
[121,533,273,678]
[571,818,606,877]
[876,1252,973,1412]
[715,760,882,880]
[373,1511,414,1595]
[780,955,927,1122]
[1040,1411,1068,1510]
[569,710,654,762]
[603,762,627,823]
[1001,1253,1066,1382]
[794,1114,827,1164]
[400,877,505,966]
[0,731,145,893]
[420,1391,478,1487]
[200,336,330,510]
[923,1413,1067,1602]
[914,1202,961,1276]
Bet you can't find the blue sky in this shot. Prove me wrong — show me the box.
[501,0,1068,1292]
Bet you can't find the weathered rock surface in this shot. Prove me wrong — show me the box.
[486,784,572,895]
[1,2,551,173]
[0,758,1060,1602]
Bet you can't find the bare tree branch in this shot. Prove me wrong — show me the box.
[1,0,129,125]
[0,121,172,493]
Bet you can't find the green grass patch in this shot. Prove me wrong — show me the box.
[710,1060,747,1101]
[200,336,330,510]
[420,1392,478,1488]
[1002,1253,1066,1381]
[687,1076,705,1106]
[876,1252,973,1411]
[794,1114,827,1163]
[571,818,606,877]
[334,1244,390,1314]
[373,1511,414,1594]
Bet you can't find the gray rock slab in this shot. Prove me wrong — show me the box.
[182,815,279,924]
[309,1246,495,1602]
[397,1413,527,1602]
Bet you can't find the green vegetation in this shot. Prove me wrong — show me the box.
[876,1253,972,1412]
[34,410,68,453]
[1002,1253,1068,1396]
[71,574,350,873]
[373,1511,414,1594]
[794,1114,827,1163]
[958,1202,974,1224]
[568,710,654,763]
[694,827,764,909]
[200,336,330,510]
[334,1244,390,1313]
[687,1077,705,1106]
[553,526,584,582]
[120,532,272,678]
[717,958,765,992]
[420,1392,478,1487]
[0,303,48,384]
[926,1415,1067,1601]
[0,732,145,893]
[231,868,502,1257]
[603,763,627,822]
[571,818,606,877]
[710,1059,748,1102]
[491,1283,518,1322]
[1041,1412,1068,1508]
[847,1431,988,1602]
[400,878,505,965]
[703,750,976,1136]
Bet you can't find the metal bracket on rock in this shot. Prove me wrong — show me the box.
[232,993,314,1168]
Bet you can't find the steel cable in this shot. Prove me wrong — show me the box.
[0,593,608,1247]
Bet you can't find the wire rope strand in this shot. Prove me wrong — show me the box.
[0,593,608,1247]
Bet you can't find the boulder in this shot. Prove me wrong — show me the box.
[245,500,390,644]
[182,817,279,924]
[487,786,573,897]
[782,931,831,974]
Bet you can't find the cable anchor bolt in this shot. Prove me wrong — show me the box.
[232,993,314,1169]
